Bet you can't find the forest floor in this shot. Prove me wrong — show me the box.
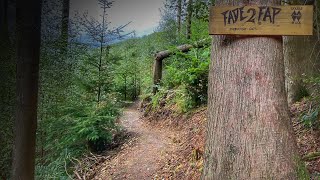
[93,103,180,179]
[81,98,320,179]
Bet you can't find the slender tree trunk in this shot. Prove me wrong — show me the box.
[152,59,162,94]
[12,0,42,178]
[0,0,8,28]
[97,41,103,103]
[61,0,69,53]
[138,76,141,96]
[177,0,182,34]
[283,0,319,104]
[58,0,71,101]
[316,1,320,39]
[186,0,193,39]
[97,4,106,103]
[134,73,137,99]
[0,0,14,178]
[0,0,10,102]
[202,1,300,179]
[124,76,127,101]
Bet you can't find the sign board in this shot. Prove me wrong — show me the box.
[209,5,313,35]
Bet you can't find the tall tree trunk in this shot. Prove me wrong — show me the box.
[316,0,320,39]
[186,0,193,39]
[0,0,14,178]
[134,73,137,99]
[283,0,319,104]
[58,0,71,101]
[12,0,42,179]
[284,36,319,104]
[0,0,8,28]
[0,0,10,104]
[177,0,182,34]
[97,4,106,103]
[124,76,127,101]
[202,1,300,179]
[138,76,141,96]
[61,0,69,53]
[97,41,103,103]
[152,59,162,94]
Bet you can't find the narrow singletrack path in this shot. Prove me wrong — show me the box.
[95,104,177,180]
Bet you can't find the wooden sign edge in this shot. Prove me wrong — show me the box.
[209,5,314,36]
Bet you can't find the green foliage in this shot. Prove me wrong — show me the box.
[296,156,310,180]
[35,149,72,179]
[34,0,214,178]
[162,47,210,110]
[75,48,113,102]
[36,37,121,178]
[300,75,320,129]
[71,101,119,143]
[149,46,210,113]
[111,37,156,100]
[295,85,310,102]
[301,109,319,129]
[193,0,210,21]
[173,85,196,113]
[151,88,168,109]
[303,76,320,98]
[151,0,212,112]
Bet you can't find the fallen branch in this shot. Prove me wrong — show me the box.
[72,153,108,179]
[154,38,211,61]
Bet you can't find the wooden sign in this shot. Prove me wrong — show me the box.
[209,5,313,35]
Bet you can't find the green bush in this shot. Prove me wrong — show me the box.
[173,85,195,113]
[301,109,319,129]
[36,100,120,178]
[151,87,168,110]
[162,47,210,110]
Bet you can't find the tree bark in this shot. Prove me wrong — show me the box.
[97,2,107,103]
[153,59,163,94]
[124,76,127,101]
[0,0,11,95]
[134,73,137,99]
[283,0,320,104]
[177,0,182,34]
[61,0,70,53]
[0,0,8,28]
[202,1,300,179]
[0,0,14,178]
[186,0,193,39]
[12,0,42,179]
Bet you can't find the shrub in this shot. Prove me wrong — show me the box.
[301,109,319,129]
[162,47,210,110]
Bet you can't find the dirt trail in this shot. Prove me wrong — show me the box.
[95,104,177,180]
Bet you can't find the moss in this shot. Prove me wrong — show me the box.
[296,157,310,180]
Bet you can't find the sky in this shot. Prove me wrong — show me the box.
[71,0,165,37]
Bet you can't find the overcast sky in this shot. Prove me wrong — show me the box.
[71,0,165,37]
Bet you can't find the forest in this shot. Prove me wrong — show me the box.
[0,0,320,179]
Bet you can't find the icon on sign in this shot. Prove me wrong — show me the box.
[291,11,302,24]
